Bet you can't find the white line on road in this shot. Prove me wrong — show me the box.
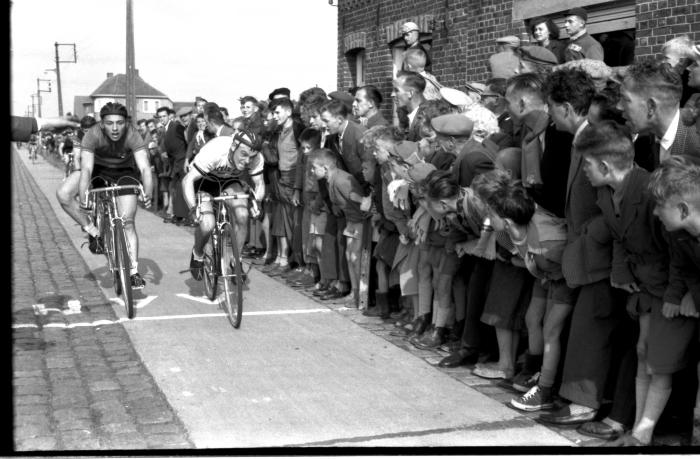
[12,307,333,329]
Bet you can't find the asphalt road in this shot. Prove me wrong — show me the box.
[13,145,580,449]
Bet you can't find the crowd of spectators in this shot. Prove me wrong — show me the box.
[128,7,700,446]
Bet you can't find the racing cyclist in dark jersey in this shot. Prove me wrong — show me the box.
[181,129,264,281]
[79,102,154,289]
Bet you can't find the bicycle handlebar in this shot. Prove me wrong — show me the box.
[195,191,259,222]
[88,184,143,195]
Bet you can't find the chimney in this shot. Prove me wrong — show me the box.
[107,72,114,78]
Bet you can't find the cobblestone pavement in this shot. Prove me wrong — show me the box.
[11,148,194,451]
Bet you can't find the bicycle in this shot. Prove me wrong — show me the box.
[28,144,38,163]
[63,152,74,179]
[85,181,144,319]
[195,190,256,329]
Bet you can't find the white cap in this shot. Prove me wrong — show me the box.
[439,87,474,108]
[402,21,420,33]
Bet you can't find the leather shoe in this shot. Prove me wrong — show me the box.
[312,283,331,296]
[438,348,478,367]
[538,404,596,425]
[577,421,624,441]
[163,214,175,223]
[319,287,349,301]
[268,264,291,277]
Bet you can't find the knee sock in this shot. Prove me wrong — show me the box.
[634,385,672,444]
[635,375,651,428]
[83,223,99,237]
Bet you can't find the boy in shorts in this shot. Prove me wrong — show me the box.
[311,149,371,307]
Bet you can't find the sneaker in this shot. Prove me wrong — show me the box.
[88,235,104,254]
[190,252,204,281]
[510,385,554,412]
[512,370,540,393]
[130,273,146,289]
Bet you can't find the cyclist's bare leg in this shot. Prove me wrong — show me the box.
[193,199,215,257]
[116,194,139,274]
[56,171,91,229]
[226,198,249,255]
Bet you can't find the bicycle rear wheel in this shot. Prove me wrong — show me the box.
[113,220,134,319]
[219,224,243,328]
[203,236,218,301]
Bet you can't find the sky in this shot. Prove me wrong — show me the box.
[10,0,338,118]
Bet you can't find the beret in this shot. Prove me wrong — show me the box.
[176,106,193,117]
[431,114,474,137]
[519,45,558,65]
[496,35,520,47]
[402,21,420,33]
[567,7,588,22]
[440,87,474,108]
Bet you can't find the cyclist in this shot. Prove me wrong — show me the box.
[78,102,154,289]
[182,129,264,281]
[28,134,38,160]
[57,116,100,252]
[61,129,75,178]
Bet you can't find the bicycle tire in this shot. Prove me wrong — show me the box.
[202,236,218,301]
[219,223,243,328]
[113,220,134,319]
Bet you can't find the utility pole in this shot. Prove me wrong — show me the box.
[54,42,77,116]
[31,94,39,117]
[36,78,52,117]
[125,0,137,125]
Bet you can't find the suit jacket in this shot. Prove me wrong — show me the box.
[664,229,700,309]
[564,32,604,62]
[597,167,669,298]
[658,119,700,167]
[12,116,38,142]
[329,120,370,185]
[561,126,613,287]
[162,120,188,176]
[451,138,496,187]
[366,112,389,129]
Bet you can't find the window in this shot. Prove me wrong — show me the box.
[154,100,159,110]
[346,48,366,88]
[143,100,148,112]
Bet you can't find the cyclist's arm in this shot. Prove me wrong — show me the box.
[182,167,205,211]
[251,171,265,203]
[79,149,95,207]
[133,148,153,202]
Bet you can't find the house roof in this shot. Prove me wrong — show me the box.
[90,72,168,98]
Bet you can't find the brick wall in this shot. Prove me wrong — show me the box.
[337,0,699,115]
[634,0,700,61]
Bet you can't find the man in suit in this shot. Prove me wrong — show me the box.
[392,71,427,141]
[563,7,605,62]
[352,85,389,128]
[538,68,627,425]
[11,116,79,142]
[618,60,700,166]
[157,106,189,224]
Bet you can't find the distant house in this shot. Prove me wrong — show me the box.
[73,69,173,120]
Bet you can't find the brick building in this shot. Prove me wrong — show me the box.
[336,0,699,118]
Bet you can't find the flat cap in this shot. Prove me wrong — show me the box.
[269,87,291,100]
[328,90,355,106]
[496,35,520,47]
[408,162,437,183]
[566,7,588,22]
[392,140,422,165]
[402,21,420,33]
[519,46,558,65]
[440,87,474,107]
[431,114,474,137]
[176,106,193,117]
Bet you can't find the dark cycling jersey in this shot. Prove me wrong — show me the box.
[81,124,146,170]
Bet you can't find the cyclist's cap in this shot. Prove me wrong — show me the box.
[268,87,291,101]
[232,129,260,151]
[99,102,128,119]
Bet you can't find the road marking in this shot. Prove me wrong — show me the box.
[32,300,82,316]
[109,295,158,309]
[12,307,332,329]
[176,293,218,305]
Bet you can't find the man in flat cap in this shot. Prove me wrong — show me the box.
[489,35,521,79]
[269,87,291,102]
[401,21,432,72]
[176,106,193,130]
[563,7,604,62]
[517,45,559,75]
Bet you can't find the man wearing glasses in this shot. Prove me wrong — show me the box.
[401,21,432,73]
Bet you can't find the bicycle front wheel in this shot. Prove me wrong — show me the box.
[219,224,243,328]
[113,220,134,319]
[203,236,218,302]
